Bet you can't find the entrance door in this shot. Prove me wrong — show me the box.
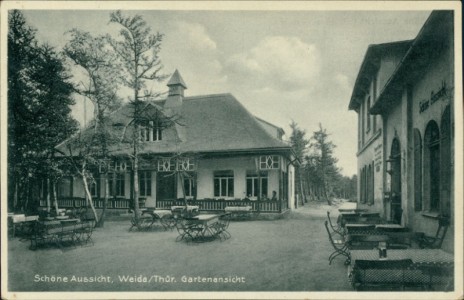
[390,138,402,224]
[156,173,176,200]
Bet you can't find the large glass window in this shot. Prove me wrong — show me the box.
[139,171,152,197]
[90,173,100,198]
[57,176,73,198]
[183,173,196,198]
[246,171,268,199]
[109,173,125,197]
[214,170,234,197]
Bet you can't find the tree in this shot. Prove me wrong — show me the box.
[8,10,78,212]
[63,29,122,227]
[310,123,340,205]
[289,121,309,206]
[108,10,168,226]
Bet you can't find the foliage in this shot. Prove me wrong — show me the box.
[108,10,170,225]
[289,121,356,205]
[63,29,123,226]
[8,10,78,212]
[289,121,310,205]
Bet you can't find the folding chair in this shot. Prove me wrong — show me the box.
[418,216,450,249]
[324,221,350,265]
[327,211,344,235]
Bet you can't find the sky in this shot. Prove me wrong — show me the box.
[21,8,431,176]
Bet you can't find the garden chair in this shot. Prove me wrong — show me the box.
[327,211,344,235]
[174,219,203,242]
[418,216,450,249]
[212,214,231,241]
[324,221,350,265]
[351,259,413,291]
[75,221,94,246]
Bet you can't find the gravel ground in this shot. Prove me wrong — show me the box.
[7,200,353,292]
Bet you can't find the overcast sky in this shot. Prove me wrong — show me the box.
[22,9,431,176]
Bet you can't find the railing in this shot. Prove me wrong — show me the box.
[42,197,286,213]
[40,197,131,209]
[156,199,284,213]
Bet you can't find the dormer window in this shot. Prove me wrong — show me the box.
[141,121,162,142]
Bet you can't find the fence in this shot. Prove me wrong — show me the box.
[41,198,286,213]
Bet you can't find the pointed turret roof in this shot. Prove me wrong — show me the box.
[167,69,187,89]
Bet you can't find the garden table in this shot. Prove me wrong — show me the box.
[345,223,376,234]
[349,249,454,290]
[183,214,221,242]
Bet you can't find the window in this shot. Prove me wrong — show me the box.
[246,171,268,199]
[109,173,125,197]
[214,170,234,197]
[183,173,196,198]
[177,158,195,171]
[57,176,73,198]
[366,96,371,131]
[112,161,127,172]
[259,155,280,169]
[158,158,175,172]
[424,121,440,211]
[139,171,152,197]
[413,129,422,211]
[90,173,100,198]
[440,106,451,216]
[141,121,162,142]
[361,102,365,145]
[368,163,374,205]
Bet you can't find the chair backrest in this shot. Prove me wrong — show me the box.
[324,221,345,247]
[434,217,450,248]
[326,211,339,231]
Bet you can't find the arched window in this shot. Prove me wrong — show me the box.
[413,129,422,211]
[440,106,451,216]
[424,121,440,211]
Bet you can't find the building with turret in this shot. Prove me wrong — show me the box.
[54,70,297,214]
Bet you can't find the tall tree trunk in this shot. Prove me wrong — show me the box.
[180,173,188,207]
[97,173,109,227]
[82,175,99,224]
[53,182,59,215]
[133,154,140,227]
[46,178,51,212]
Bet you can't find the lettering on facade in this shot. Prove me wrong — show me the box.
[374,143,383,172]
[419,80,447,114]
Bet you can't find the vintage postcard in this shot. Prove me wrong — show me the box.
[1,1,462,299]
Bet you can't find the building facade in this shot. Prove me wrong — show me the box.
[55,70,296,213]
[349,11,454,252]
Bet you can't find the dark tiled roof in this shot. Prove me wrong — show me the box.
[58,93,291,156]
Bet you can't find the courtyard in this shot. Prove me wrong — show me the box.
[7,201,353,292]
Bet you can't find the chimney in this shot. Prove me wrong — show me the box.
[164,69,187,109]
